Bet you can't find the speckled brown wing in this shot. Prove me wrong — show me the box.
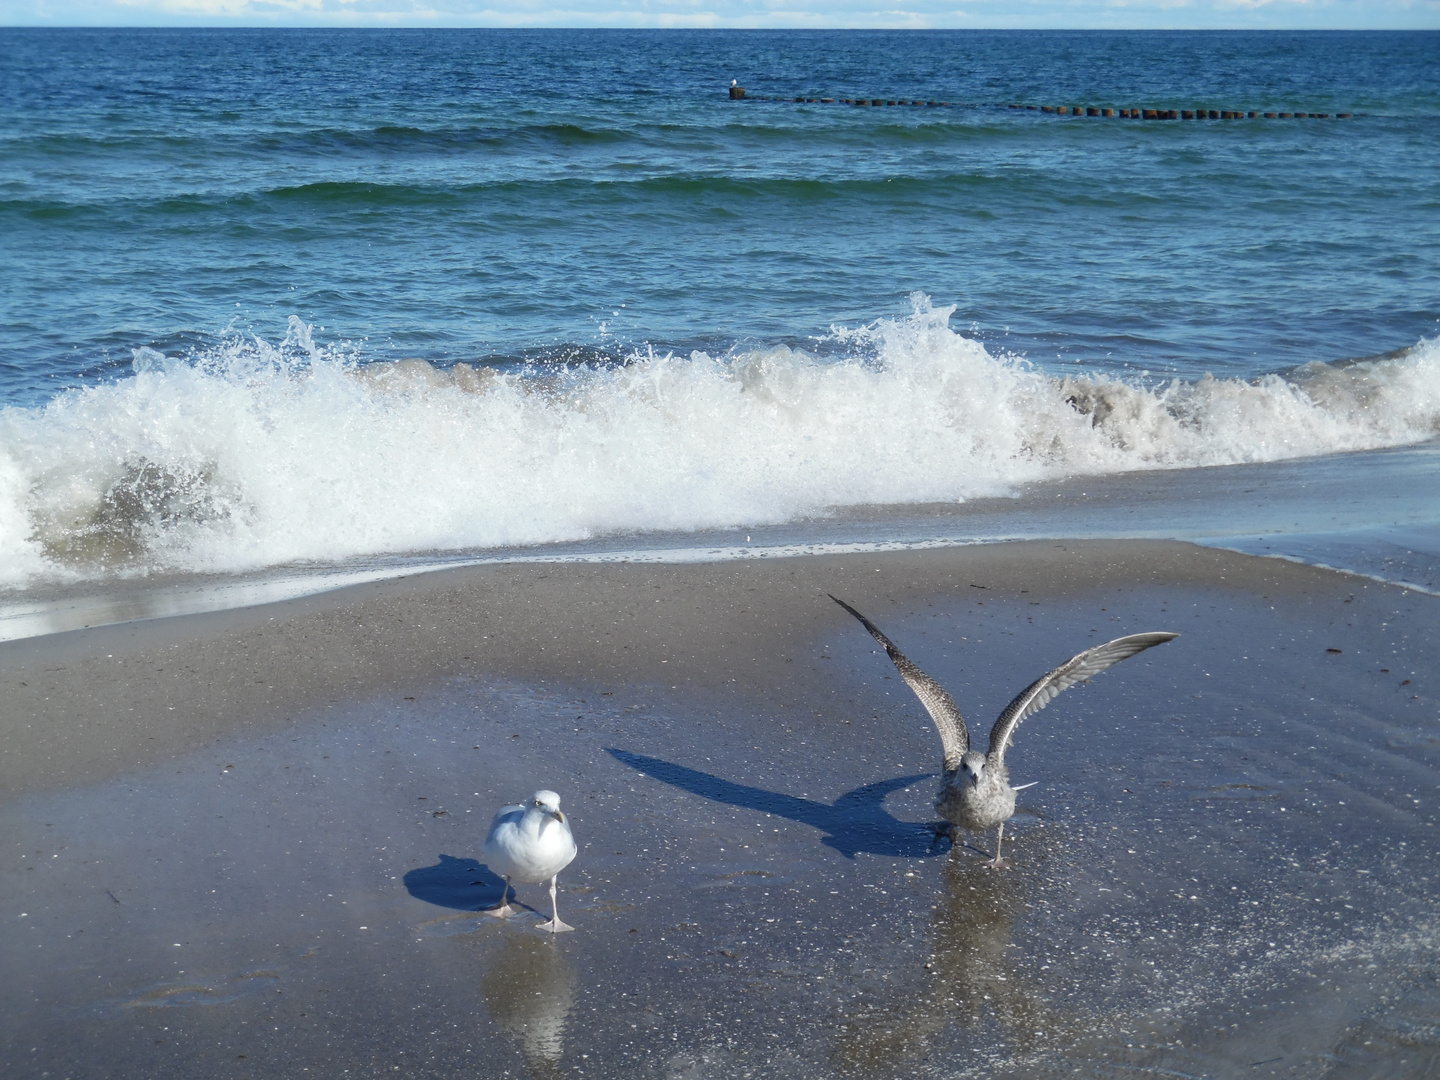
[987,631,1179,767]
[831,596,969,771]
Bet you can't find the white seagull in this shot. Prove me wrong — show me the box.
[832,596,1177,869]
[483,790,579,932]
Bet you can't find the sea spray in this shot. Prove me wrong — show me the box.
[0,303,1436,587]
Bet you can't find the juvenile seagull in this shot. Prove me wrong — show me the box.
[483,790,579,932]
[832,596,1177,869]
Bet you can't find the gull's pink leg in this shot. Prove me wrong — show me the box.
[485,876,514,917]
[539,875,574,933]
[987,823,1009,870]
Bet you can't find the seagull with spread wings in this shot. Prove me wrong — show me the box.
[832,596,1177,869]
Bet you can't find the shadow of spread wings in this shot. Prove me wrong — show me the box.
[987,631,1179,765]
[831,596,970,771]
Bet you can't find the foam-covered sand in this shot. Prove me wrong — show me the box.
[3,541,1438,1077]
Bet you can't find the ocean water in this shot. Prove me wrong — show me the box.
[1,28,1438,612]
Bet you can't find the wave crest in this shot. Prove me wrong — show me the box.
[1,302,1436,586]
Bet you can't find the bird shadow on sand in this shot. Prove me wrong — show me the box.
[404,854,511,910]
[607,749,949,859]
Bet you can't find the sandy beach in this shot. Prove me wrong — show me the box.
[6,22,1438,1080]
[2,539,1438,1078]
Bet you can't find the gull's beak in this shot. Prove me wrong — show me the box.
[552,809,566,824]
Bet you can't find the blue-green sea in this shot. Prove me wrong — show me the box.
[1,29,1437,608]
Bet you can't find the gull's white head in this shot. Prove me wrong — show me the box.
[532,789,566,822]
[960,751,987,787]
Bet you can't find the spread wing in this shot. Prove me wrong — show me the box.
[987,632,1178,766]
[831,596,969,771]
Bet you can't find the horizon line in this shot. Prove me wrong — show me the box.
[4,23,1438,30]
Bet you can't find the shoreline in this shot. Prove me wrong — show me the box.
[0,536,1421,799]
[4,439,1437,644]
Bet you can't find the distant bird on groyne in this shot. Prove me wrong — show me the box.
[831,596,1176,868]
[484,790,579,931]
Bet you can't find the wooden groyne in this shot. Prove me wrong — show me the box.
[726,85,1352,119]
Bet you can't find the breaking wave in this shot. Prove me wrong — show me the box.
[1,300,1437,587]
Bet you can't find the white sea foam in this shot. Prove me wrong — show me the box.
[1,303,1437,587]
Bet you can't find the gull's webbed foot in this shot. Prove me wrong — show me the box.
[985,824,1009,870]
[539,917,575,933]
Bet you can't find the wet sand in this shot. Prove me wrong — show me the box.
[3,540,1438,1078]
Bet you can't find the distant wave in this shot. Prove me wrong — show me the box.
[0,171,1039,222]
[0,115,985,164]
[0,120,647,158]
[0,299,1436,587]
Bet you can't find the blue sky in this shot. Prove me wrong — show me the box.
[2,0,1437,29]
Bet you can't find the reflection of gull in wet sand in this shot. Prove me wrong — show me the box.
[832,596,1177,868]
[835,857,1077,1071]
[484,790,579,932]
[481,931,577,1080]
